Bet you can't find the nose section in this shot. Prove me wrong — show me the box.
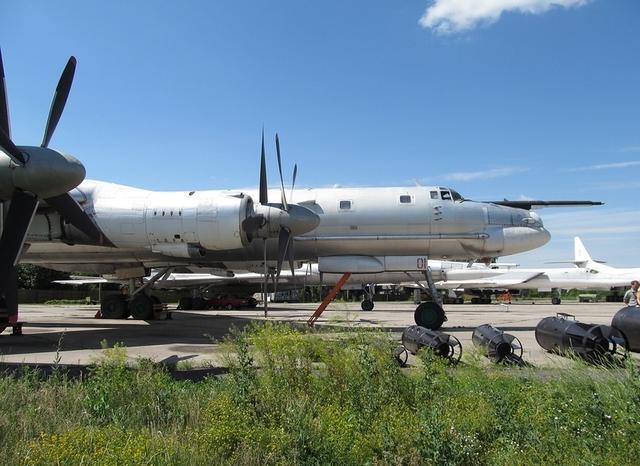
[502,226,550,256]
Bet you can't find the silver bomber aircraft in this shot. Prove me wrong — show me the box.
[0,51,602,331]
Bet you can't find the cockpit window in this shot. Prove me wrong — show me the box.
[450,189,464,201]
[430,191,439,199]
[440,190,452,201]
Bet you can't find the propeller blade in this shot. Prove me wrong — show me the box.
[287,236,295,280]
[41,56,76,148]
[276,227,291,277]
[44,193,114,247]
[0,126,25,165]
[0,191,39,294]
[0,48,10,139]
[275,133,288,211]
[290,164,297,203]
[259,130,268,205]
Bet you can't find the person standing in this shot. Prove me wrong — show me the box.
[623,280,639,306]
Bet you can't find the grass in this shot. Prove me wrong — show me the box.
[42,299,93,305]
[1,322,639,465]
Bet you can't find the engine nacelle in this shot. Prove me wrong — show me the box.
[93,191,253,252]
[194,195,251,251]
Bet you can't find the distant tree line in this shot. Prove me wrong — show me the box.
[16,264,70,289]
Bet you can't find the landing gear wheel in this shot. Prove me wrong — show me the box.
[129,294,154,320]
[361,299,374,312]
[178,297,193,310]
[414,302,446,330]
[191,297,207,310]
[101,295,129,319]
[551,297,561,305]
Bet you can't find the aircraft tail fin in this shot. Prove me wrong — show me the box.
[574,237,612,271]
[574,237,592,264]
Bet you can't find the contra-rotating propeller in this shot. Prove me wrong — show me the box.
[0,50,88,297]
[240,131,320,311]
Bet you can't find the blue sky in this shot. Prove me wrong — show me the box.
[1,1,639,267]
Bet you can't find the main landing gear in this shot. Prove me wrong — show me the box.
[99,269,171,320]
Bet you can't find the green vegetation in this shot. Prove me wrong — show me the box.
[16,264,69,289]
[1,323,639,465]
[43,299,93,305]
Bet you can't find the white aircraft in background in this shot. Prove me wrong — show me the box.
[435,237,638,304]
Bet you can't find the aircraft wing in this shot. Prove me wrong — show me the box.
[53,276,110,285]
[437,271,545,289]
[485,200,603,210]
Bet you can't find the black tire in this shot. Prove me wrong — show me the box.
[456,297,464,304]
[192,297,207,310]
[361,299,374,312]
[551,297,561,305]
[178,297,193,310]
[101,295,128,319]
[225,303,234,311]
[414,302,446,330]
[247,297,258,308]
[129,294,154,320]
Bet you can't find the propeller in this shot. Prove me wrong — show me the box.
[246,131,321,315]
[0,50,87,298]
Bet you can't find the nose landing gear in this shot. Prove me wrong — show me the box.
[360,284,375,311]
[409,263,447,330]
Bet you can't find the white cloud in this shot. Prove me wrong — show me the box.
[572,160,640,171]
[443,167,527,182]
[420,0,590,35]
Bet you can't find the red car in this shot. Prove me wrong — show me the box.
[207,295,250,310]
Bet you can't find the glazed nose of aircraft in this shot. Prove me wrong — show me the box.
[502,226,551,256]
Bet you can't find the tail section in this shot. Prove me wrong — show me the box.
[574,237,592,265]
[573,237,613,272]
